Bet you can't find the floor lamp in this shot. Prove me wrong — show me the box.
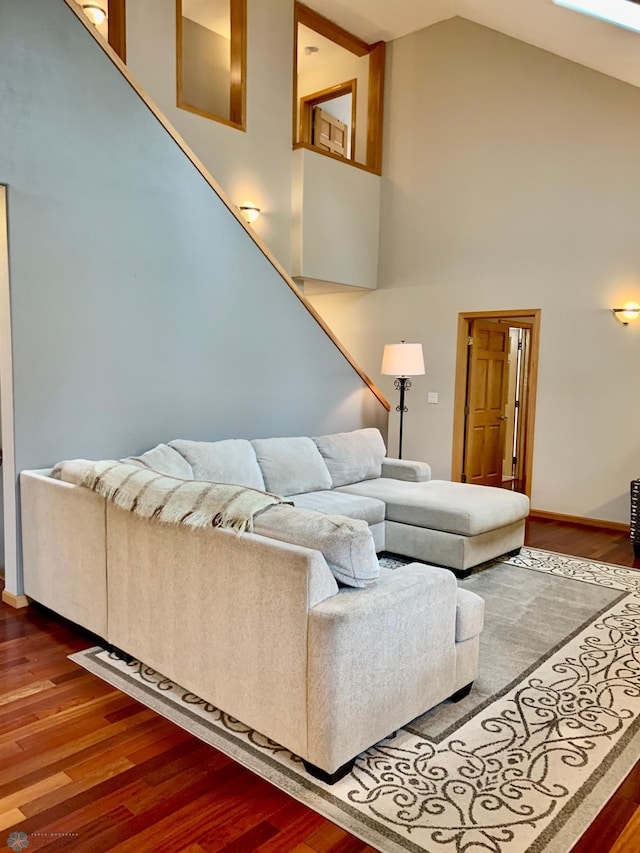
[381,341,425,459]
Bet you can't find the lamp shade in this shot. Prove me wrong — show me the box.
[381,342,425,376]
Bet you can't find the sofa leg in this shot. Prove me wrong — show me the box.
[508,547,522,557]
[107,644,134,664]
[454,567,473,579]
[450,682,473,703]
[302,757,356,785]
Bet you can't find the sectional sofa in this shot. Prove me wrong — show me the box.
[124,427,527,575]
[19,427,527,782]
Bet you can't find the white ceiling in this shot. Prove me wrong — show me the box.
[306,0,640,88]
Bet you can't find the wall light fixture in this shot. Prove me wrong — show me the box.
[81,3,108,25]
[238,202,260,224]
[612,302,640,325]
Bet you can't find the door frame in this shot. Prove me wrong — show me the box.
[0,185,22,606]
[299,79,357,161]
[451,309,541,498]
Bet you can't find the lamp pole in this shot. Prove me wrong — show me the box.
[395,376,411,459]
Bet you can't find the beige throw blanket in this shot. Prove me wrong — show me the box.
[80,461,286,532]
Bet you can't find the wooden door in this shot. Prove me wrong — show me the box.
[464,320,510,487]
[313,107,347,158]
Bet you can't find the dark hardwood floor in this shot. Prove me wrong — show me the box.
[1,518,639,852]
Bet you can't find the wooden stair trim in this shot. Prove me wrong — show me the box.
[63,0,389,412]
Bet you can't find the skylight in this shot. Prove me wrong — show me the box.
[553,0,640,33]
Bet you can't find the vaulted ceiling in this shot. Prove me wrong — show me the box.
[307,0,640,88]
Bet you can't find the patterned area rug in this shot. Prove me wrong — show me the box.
[70,548,640,853]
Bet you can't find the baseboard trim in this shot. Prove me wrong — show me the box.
[2,589,30,609]
[529,509,630,533]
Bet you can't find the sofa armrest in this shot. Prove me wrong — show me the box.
[381,457,431,482]
[307,563,457,772]
[20,470,108,637]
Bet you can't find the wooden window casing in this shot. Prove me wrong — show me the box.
[107,0,126,62]
[176,0,247,131]
[300,79,357,161]
[293,2,385,175]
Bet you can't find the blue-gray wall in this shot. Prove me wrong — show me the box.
[0,0,386,594]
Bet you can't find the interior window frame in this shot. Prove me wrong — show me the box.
[176,0,247,132]
[293,2,385,175]
[107,0,126,62]
[300,79,357,161]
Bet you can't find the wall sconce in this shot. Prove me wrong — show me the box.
[238,202,260,224]
[381,341,425,459]
[612,302,640,325]
[81,3,108,25]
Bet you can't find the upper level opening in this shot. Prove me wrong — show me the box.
[176,0,247,131]
[293,2,385,175]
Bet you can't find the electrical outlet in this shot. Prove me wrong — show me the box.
[427,392,439,404]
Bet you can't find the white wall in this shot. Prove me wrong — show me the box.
[0,0,387,597]
[308,17,640,525]
[127,0,294,267]
[292,147,380,290]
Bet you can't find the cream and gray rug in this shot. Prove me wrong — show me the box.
[70,548,640,853]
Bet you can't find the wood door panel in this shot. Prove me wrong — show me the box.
[468,428,485,480]
[471,360,488,411]
[464,320,509,487]
[468,424,502,482]
[488,360,506,410]
[313,107,347,158]
[489,329,507,351]
[484,424,502,477]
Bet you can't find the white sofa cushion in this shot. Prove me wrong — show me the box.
[313,428,386,487]
[251,436,332,496]
[122,443,194,479]
[289,490,385,526]
[337,479,530,536]
[168,439,265,490]
[253,504,379,588]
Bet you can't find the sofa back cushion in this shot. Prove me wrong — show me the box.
[253,504,379,588]
[121,443,194,479]
[168,439,265,490]
[251,436,332,497]
[313,428,386,488]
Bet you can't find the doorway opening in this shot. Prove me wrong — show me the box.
[451,309,541,498]
[293,2,385,173]
[299,79,356,160]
